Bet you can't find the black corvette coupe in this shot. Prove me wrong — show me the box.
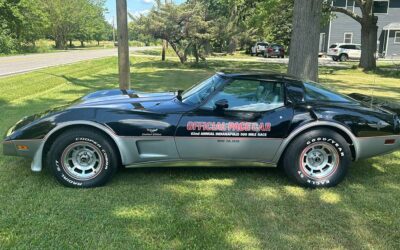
[3,72,400,188]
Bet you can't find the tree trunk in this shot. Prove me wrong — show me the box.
[287,0,322,81]
[359,17,377,70]
[169,42,187,64]
[161,40,167,61]
[194,45,199,63]
[55,39,66,49]
[80,40,84,47]
[69,40,73,47]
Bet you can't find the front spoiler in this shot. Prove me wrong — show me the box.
[2,139,44,172]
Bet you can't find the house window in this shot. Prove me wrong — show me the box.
[373,1,389,14]
[395,31,400,44]
[346,0,354,11]
[344,33,353,43]
[333,0,346,7]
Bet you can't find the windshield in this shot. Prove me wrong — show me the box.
[182,74,225,105]
[304,81,356,103]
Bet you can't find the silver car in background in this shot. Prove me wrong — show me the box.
[327,43,361,62]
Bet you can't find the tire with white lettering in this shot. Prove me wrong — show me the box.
[283,129,351,188]
[47,128,118,188]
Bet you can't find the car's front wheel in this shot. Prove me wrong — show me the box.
[283,129,351,188]
[47,128,119,188]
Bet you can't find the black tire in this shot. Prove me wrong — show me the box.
[281,55,284,58]
[332,56,338,61]
[339,54,348,62]
[47,128,119,188]
[263,53,267,58]
[283,129,351,188]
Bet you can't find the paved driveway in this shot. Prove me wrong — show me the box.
[0,46,157,77]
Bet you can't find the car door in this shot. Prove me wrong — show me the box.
[175,78,294,162]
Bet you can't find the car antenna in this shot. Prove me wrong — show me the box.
[370,74,376,108]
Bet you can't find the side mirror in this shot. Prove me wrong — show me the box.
[215,99,229,110]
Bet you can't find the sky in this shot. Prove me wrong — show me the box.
[105,0,185,23]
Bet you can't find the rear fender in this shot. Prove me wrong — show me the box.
[273,121,360,163]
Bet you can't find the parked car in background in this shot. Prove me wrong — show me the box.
[250,42,269,56]
[263,44,285,58]
[327,43,361,62]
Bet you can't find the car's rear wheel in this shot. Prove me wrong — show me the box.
[283,129,351,188]
[339,54,348,62]
[47,128,119,188]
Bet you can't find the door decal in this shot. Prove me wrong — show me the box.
[186,121,271,137]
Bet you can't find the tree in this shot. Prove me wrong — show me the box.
[73,0,106,47]
[331,0,377,70]
[0,0,48,53]
[128,16,157,46]
[42,0,107,49]
[287,0,322,81]
[259,0,294,49]
[141,2,212,63]
[93,20,112,45]
[193,0,261,53]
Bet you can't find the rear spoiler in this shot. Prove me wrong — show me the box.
[348,93,400,115]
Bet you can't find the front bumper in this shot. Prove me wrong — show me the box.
[2,139,43,158]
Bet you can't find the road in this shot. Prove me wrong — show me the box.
[0,46,158,77]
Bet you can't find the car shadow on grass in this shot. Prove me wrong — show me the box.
[98,151,400,249]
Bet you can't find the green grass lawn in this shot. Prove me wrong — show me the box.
[0,57,400,249]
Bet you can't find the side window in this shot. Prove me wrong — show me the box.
[304,82,355,103]
[286,81,305,103]
[203,79,285,112]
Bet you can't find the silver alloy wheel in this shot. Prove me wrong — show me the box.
[61,142,104,181]
[299,142,339,179]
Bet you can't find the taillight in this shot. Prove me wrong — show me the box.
[333,49,338,52]
[268,48,273,52]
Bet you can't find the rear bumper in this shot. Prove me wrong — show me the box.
[2,139,43,158]
[356,135,400,160]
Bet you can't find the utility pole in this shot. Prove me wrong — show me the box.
[112,16,115,44]
[116,0,130,90]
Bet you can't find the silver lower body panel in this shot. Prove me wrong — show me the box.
[356,135,400,159]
